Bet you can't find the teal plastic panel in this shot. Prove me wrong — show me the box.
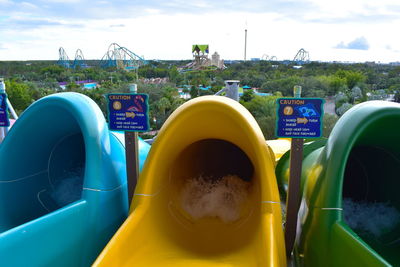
[0,93,150,266]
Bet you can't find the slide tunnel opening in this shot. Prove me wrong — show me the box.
[43,133,86,211]
[172,139,255,224]
[0,110,86,232]
[164,139,259,254]
[343,145,400,264]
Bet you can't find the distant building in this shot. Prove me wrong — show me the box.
[211,52,225,69]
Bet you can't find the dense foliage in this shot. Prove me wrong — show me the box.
[0,59,399,138]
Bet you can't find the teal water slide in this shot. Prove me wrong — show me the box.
[0,93,150,266]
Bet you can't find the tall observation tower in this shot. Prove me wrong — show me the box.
[244,27,247,61]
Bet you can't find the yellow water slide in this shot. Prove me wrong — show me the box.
[266,139,291,162]
[94,96,286,266]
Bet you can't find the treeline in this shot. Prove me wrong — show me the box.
[1,60,399,139]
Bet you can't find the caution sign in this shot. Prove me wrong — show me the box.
[276,98,324,138]
[0,93,9,127]
[107,93,150,132]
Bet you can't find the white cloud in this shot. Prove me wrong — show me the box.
[144,8,161,15]
[191,0,212,8]
[109,24,125,28]
[20,1,38,9]
[1,1,400,62]
[335,37,370,50]
[41,0,82,3]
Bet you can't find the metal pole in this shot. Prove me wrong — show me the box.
[125,84,140,206]
[7,98,18,120]
[244,29,247,61]
[214,88,226,96]
[284,85,304,257]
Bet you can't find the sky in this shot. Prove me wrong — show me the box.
[1,0,400,62]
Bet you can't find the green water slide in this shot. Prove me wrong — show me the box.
[276,101,400,266]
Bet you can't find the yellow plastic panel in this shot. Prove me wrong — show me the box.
[266,139,291,162]
[94,96,286,266]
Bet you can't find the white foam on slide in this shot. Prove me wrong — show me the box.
[181,174,250,223]
[51,168,84,206]
[343,198,400,239]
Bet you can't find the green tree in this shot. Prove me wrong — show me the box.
[5,80,33,113]
[168,66,180,84]
[350,86,363,103]
[334,70,365,92]
[66,82,81,91]
[151,86,184,129]
[336,103,353,116]
[329,76,348,95]
[240,89,255,102]
[190,85,198,98]
[322,113,338,137]
[137,83,164,103]
[78,88,107,116]
[345,71,366,89]
[261,76,301,96]
[28,82,55,101]
[242,93,282,139]
[334,92,348,105]
[395,91,400,103]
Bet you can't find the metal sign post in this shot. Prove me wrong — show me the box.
[284,137,304,256]
[125,130,139,206]
[106,84,150,206]
[276,86,324,256]
[125,84,139,206]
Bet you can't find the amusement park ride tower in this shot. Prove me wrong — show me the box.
[192,45,210,67]
[180,45,225,72]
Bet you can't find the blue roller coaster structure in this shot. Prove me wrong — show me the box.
[73,49,88,69]
[58,47,71,68]
[293,48,310,64]
[57,47,88,69]
[58,43,147,71]
[100,43,147,70]
[261,54,278,61]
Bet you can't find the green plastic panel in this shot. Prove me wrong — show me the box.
[277,101,400,266]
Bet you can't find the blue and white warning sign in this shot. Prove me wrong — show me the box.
[276,98,324,138]
[107,93,150,132]
[0,93,10,127]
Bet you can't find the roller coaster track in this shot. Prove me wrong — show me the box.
[261,54,278,61]
[58,47,71,68]
[58,47,88,69]
[73,49,87,69]
[100,43,147,70]
[293,48,310,64]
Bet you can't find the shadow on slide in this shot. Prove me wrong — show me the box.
[0,93,149,266]
[94,96,286,266]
